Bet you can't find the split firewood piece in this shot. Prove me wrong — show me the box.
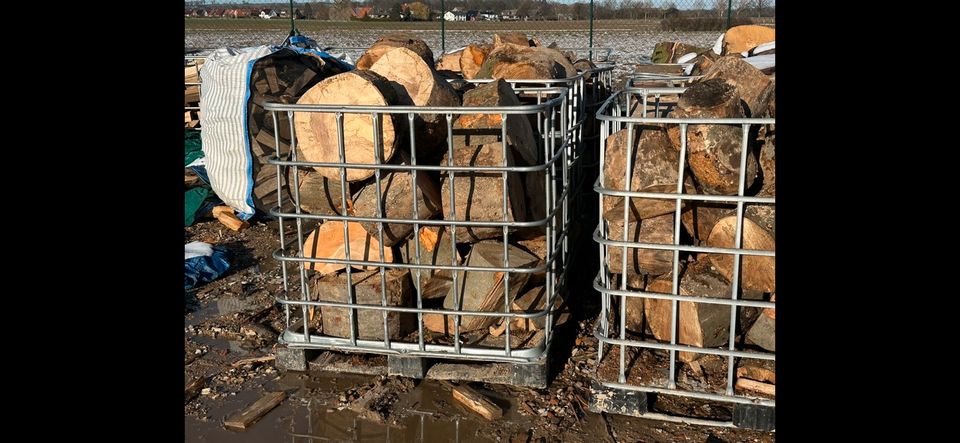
[493,32,532,50]
[475,45,573,80]
[449,382,503,420]
[460,44,491,80]
[703,216,775,293]
[604,200,677,277]
[212,206,250,231]
[736,358,775,384]
[301,221,394,273]
[650,42,706,64]
[735,378,775,397]
[700,56,775,117]
[428,241,539,333]
[400,226,459,296]
[437,48,465,72]
[745,293,775,351]
[666,78,758,195]
[310,269,414,340]
[223,392,286,430]
[602,125,695,218]
[287,168,351,216]
[643,261,733,362]
[454,79,539,167]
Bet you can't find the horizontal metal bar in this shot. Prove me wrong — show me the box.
[594,182,775,204]
[593,227,775,257]
[597,380,776,408]
[280,331,546,361]
[595,332,776,361]
[272,248,551,274]
[269,205,563,228]
[594,274,775,309]
[264,95,566,114]
[266,149,563,172]
[275,297,551,319]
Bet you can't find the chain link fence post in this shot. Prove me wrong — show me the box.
[441,0,446,54]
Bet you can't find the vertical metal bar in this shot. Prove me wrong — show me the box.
[440,0,446,54]
[501,112,512,356]
[726,123,752,395]
[336,112,358,347]
[727,0,733,30]
[597,104,609,364]
[589,0,595,61]
[669,123,689,389]
[445,113,461,354]
[371,112,391,348]
[619,121,633,384]
[409,113,425,352]
[292,110,311,344]
[274,110,291,330]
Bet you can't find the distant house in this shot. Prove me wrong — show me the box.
[191,9,208,18]
[223,8,250,18]
[351,6,373,19]
[478,11,499,21]
[369,9,390,19]
[465,10,479,21]
[293,9,306,19]
[208,9,225,18]
[259,9,278,19]
[501,9,526,21]
[443,11,458,21]
[557,13,573,20]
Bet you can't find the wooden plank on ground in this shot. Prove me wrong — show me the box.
[223,391,286,430]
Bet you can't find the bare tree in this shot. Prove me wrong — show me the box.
[694,0,706,18]
[714,0,727,19]
[756,0,771,18]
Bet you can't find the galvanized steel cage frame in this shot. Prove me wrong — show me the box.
[592,86,775,418]
[265,85,572,364]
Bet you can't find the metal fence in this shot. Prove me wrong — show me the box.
[590,83,775,428]
[185,1,775,80]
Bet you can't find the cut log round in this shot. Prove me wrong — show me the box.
[369,47,461,155]
[666,78,758,195]
[757,125,775,196]
[440,144,528,243]
[356,33,434,70]
[722,25,776,55]
[602,126,695,218]
[294,70,400,182]
[604,201,677,277]
[703,216,775,293]
[643,262,733,362]
[352,158,443,247]
[700,56,774,117]
[460,44,491,80]
[301,221,394,274]
[681,202,735,243]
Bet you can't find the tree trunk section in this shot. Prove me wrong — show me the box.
[294,70,401,182]
[439,144,528,243]
[356,33,435,70]
[369,47,461,156]
[352,155,443,247]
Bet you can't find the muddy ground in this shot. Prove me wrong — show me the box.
[184,217,774,442]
